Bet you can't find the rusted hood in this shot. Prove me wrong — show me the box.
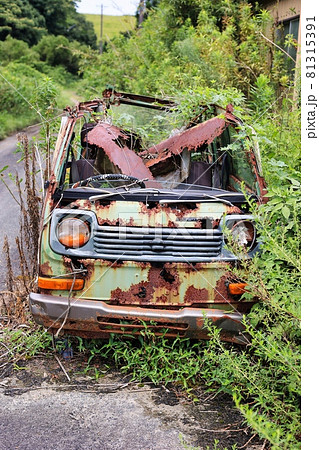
[86,122,154,180]
[144,117,226,172]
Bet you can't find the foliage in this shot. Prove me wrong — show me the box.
[34,34,86,75]
[0,0,97,47]
[0,0,46,45]
[29,76,57,117]
[1,324,52,366]
[65,11,97,48]
[0,62,44,137]
[28,0,75,36]
[216,95,300,447]
[0,35,39,65]
[0,1,99,137]
[79,0,292,100]
[0,60,71,138]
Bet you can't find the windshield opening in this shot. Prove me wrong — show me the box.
[60,104,258,195]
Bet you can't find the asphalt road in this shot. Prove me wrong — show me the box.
[0,125,40,290]
[0,357,262,450]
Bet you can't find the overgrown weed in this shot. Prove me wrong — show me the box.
[1,135,40,324]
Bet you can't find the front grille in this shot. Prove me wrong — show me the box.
[97,316,189,337]
[93,225,223,262]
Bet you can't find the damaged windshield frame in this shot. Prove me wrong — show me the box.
[53,88,266,204]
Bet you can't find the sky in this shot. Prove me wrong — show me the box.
[76,0,139,16]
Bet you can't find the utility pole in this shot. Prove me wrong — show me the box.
[99,3,103,54]
[137,0,146,27]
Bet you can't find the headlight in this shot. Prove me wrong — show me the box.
[56,218,90,248]
[226,218,257,251]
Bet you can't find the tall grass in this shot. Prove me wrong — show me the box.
[83,14,135,40]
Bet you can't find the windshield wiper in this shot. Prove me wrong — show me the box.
[89,187,182,202]
[89,189,234,205]
[128,188,182,196]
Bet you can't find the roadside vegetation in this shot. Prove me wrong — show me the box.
[1,1,300,449]
[0,0,96,138]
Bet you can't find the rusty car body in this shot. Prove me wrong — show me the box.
[29,88,267,344]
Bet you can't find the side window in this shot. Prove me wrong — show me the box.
[185,126,257,192]
[60,119,96,187]
[276,16,300,73]
[228,126,257,193]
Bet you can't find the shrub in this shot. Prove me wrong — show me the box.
[0,36,39,65]
[34,35,85,75]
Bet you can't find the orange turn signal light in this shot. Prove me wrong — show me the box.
[228,283,247,295]
[38,276,84,291]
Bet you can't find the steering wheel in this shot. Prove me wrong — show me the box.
[72,173,146,188]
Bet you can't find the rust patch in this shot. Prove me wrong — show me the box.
[247,148,268,202]
[62,257,72,265]
[185,286,209,304]
[211,219,221,228]
[167,220,177,228]
[226,206,242,214]
[146,117,226,155]
[174,204,199,219]
[39,262,53,276]
[156,294,169,303]
[78,200,92,209]
[111,282,150,304]
[214,274,233,303]
[95,200,113,210]
[62,256,73,272]
[97,217,120,226]
[140,202,162,216]
[149,264,179,301]
[78,259,95,279]
[39,288,53,296]
[226,103,234,114]
[110,264,181,305]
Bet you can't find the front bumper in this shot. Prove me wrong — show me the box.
[29,293,248,344]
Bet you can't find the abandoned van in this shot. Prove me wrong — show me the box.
[29,88,267,344]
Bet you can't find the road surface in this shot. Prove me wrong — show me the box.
[0,124,40,290]
[0,356,262,450]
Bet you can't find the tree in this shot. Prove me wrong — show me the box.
[65,11,97,48]
[0,0,45,45]
[0,0,97,48]
[28,0,97,47]
[0,35,39,64]
[28,0,74,36]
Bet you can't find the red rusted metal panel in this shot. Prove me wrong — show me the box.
[86,123,155,180]
[144,117,226,173]
[147,116,226,155]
